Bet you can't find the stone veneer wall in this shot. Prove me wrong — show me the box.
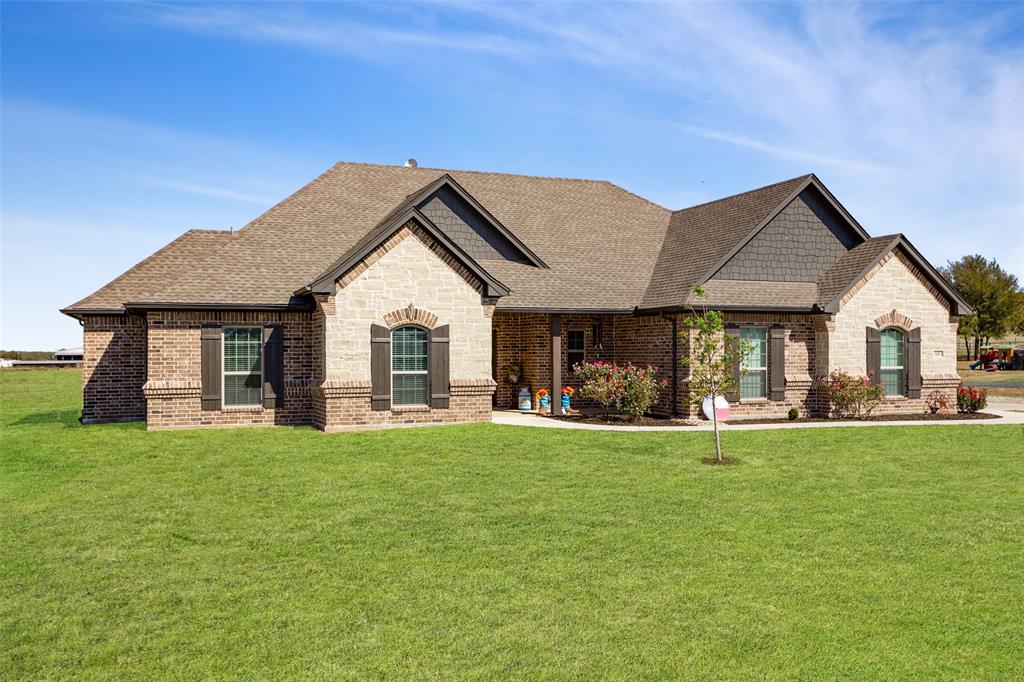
[81,314,147,423]
[315,222,495,431]
[143,311,318,430]
[826,249,960,414]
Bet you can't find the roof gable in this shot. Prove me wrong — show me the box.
[700,176,868,286]
[302,205,510,298]
[418,185,530,263]
[378,173,546,268]
[639,174,811,310]
[714,187,863,283]
[819,235,971,315]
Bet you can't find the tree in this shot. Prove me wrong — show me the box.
[680,286,747,463]
[942,256,1023,359]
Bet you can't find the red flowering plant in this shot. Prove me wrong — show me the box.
[818,370,884,419]
[957,386,987,413]
[535,388,549,399]
[561,386,574,397]
[573,361,665,420]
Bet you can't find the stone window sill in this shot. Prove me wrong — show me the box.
[739,398,769,404]
[883,395,907,402]
[222,405,264,413]
[392,405,431,413]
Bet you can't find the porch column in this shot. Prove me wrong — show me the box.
[551,314,562,415]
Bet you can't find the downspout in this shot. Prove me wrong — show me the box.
[661,313,679,417]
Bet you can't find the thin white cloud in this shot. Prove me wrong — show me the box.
[134,4,534,59]
[119,1,1024,280]
[674,125,891,175]
[140,177,275,205]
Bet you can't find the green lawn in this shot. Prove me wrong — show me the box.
[2,370,1023,679]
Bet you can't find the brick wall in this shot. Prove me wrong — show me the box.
[313,379,494,432]
[492,312,618,411]
[718,313,820,419]
[611,314,683,416]
[143,310,319,430]
[81,314,147,423]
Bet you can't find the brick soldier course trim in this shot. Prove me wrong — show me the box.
[65,162,971,429]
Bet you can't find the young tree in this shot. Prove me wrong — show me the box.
[681,286,746,463]
[942,256,1023,359]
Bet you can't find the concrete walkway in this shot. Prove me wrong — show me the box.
[491,406,1024,432]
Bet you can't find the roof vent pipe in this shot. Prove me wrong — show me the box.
[404,158,418,168]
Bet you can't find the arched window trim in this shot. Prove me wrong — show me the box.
[391,325,430,406]
[879,327,906,397]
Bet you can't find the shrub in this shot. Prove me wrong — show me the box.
[573,361,665,420]
[572,362,618,416]
[787,407,799,421]
[957,386,987,413]
[819,370,884,419]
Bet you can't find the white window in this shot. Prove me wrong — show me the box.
[392,326,428,405]
[223,327,262,407]
[739,327,767,399]
[880,328,905,396]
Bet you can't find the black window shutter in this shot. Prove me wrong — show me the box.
[907,327,922,398]
[200,325,223,411]
[430,324,450,409]
[262,325,283,408]
[769,325,785,400]
[370,324,391,411]
[724,324,740,402]
[866,327,881,385]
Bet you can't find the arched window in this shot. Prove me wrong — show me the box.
[879,328,905,396]
[391,326,428,405]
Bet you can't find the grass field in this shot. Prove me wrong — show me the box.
[958,361,1024,384]
[2,369,1023,679]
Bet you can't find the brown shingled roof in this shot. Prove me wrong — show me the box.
[62,229,232,313]
[62,162,965,318]
[90,162,672,312]
[692,279,820,310]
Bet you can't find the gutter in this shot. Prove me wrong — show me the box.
[635,303,824,316]
[123,301,317,313]
[661,312,679,417]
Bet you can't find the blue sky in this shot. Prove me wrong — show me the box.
[2,1,1022,350]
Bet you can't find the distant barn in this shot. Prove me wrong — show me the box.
[54,347,84,363]
[2,347,84,369]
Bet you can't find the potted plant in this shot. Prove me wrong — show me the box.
[536,388,550,414]
[507,362,522,385]
[561,386,574,412]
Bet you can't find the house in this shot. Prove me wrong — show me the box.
[61,162,970,430]
[54,347,84,363]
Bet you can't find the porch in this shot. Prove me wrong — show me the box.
[491,310,839,420]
